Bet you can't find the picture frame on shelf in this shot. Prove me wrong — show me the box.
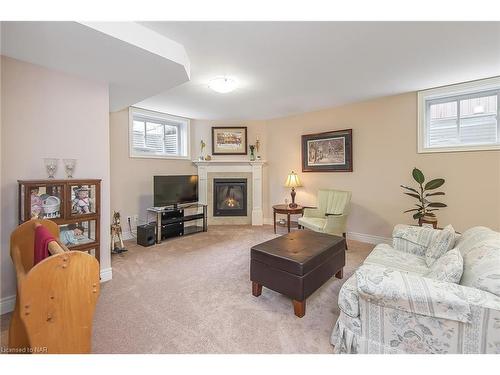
[211,126,248,155]
[301,129,353,172]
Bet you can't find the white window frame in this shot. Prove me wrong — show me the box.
[129,107,190,160]
[418,76,500,153]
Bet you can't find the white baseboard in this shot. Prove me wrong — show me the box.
[121,230,135,241]
[100,267,113,282]
[347,231,392,245]
[0,295,16,315]
[266,217,391,245]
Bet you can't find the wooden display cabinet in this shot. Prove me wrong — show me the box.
[18,179,101,263]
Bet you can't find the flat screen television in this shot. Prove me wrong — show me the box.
[153,175,198,207]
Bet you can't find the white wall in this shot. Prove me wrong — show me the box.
[1,56,111,312]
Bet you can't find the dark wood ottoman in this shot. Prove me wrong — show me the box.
[250,230,345,318]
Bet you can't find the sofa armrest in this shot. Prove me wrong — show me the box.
[391,224,441,256]
[303,207,323,218]
[324,214,348,235]
[355,264,478,323]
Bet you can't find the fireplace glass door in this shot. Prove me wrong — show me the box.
[213,179,247,217]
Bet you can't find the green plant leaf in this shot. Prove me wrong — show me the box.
[400,185,419,194]
[412,168,425,184]
[427,202,447,208]
[413,212,425,219]
[425,178,445,190]
[404,192,421,199]
[414,204,423,209]
[427,209,440,211]
[425,192,445,197]
[403,208,420,213]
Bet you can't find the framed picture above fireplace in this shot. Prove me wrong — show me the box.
[301,129,353,172]
[212,126,247,155]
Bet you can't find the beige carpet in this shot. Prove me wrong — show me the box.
[1,225,373,353]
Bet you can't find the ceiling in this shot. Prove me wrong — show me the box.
[137,21,500,121]
[1,21,190,111]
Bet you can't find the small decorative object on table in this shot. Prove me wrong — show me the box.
[205,155,212,161]
[249,144,256,161]
[111,211,127,254]
[44,158,58,179]
[284,171,302,208]
[63,158,76,178]
[401,167,446,228]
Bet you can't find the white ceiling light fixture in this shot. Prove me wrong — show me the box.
[208,76,238,94]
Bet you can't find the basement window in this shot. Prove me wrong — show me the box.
[129,107,190,159]
[418,77,500,153]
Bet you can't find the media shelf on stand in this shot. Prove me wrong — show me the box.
[146,203,207,244]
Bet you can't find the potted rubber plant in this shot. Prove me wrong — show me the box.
[401,168,447,227]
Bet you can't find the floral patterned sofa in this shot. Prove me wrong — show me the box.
[331,224,500,354]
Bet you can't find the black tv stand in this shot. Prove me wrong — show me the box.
[147,204,207,244]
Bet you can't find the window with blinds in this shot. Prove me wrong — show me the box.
[129,108,189,159]
[418,77,500,153]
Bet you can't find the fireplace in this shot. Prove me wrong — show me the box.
[213,178,247,217]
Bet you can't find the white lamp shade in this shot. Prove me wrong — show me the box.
[284,171,302,188]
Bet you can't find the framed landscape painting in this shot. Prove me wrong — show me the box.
[212,126,248,155]
[301,129,353,172]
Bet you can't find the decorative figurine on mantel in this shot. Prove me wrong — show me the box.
[249,144,256,161]
[111,211,127,254]
[256,137,261,160]
[199,139,206,161]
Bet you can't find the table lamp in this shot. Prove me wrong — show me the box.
[284,171,302,208]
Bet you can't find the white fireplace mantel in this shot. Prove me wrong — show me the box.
[193,160,266,225]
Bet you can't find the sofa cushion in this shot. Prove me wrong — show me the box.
[392,224,441,257]
[455,226,500,258]
[425,248,463,283]
[338,275,359,318]
[363,243,429,275]
[425,224,456,267]
[460,241,500,297]
[297,217,325,232]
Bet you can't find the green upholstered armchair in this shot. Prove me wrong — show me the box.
[298,189,351,243]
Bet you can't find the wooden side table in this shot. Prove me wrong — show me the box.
[272,204,304,234]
